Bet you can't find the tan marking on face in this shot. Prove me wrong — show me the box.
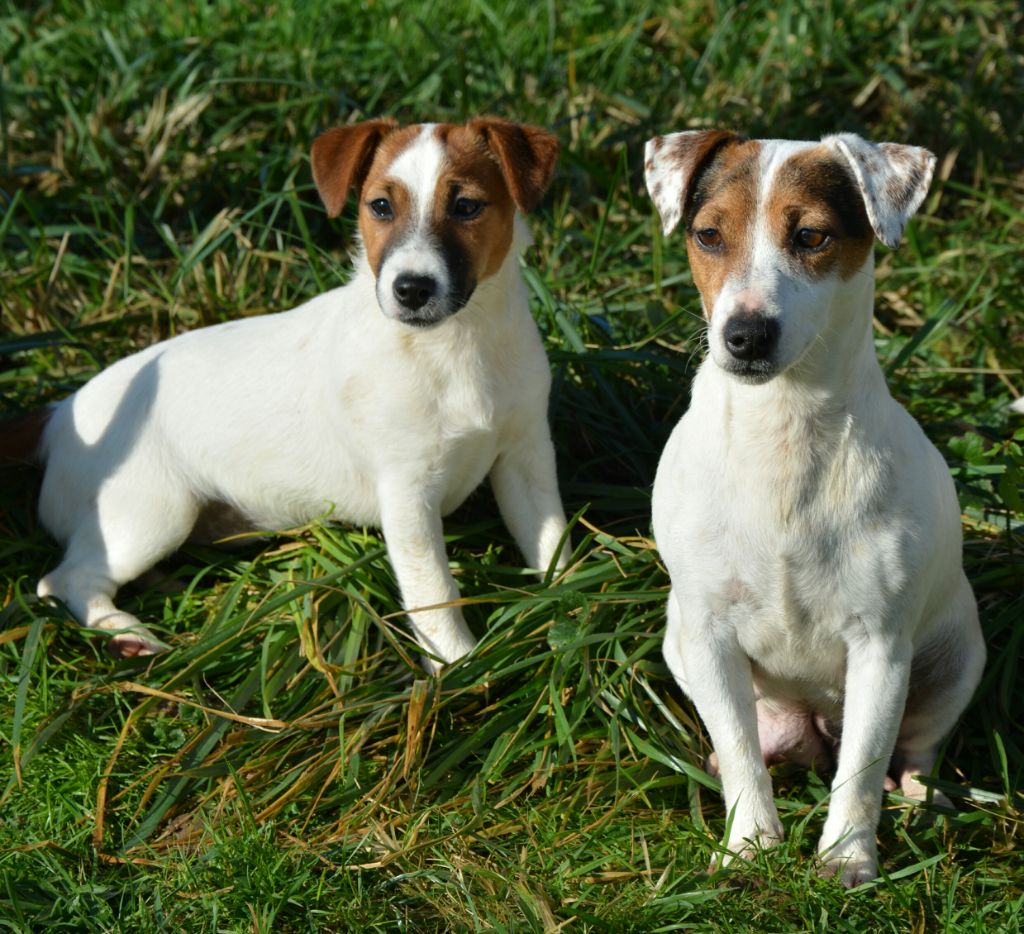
[430,124,516,283]
[357,127,424,277]
[684,140,762,318]
[764,146,873,281]
[356,124,516,290]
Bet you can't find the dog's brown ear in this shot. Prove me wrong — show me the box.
[311,118,399,217]
[644,130,738,236]
[470,118,560,213]
[825,133,935,249]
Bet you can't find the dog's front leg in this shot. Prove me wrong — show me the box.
[379,484,476,672]
[819,629,913,886]
[664,591,783,866]
[490,429,570,574]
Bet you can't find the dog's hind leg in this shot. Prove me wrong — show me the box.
[889,579,985,807]
[38,484,199,658]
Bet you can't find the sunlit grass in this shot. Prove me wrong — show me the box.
[1,0,1021,929]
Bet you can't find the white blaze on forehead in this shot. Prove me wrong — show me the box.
[387,124,447,227]
[747,139,820,283]
[757,139,819,195]
[374,124,451,317]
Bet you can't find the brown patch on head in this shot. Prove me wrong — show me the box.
[645,129,740,236]
[357,125,426,277]
[357,120,556,295]
[468,117,559,213]
[682,139,761,317]
[431,123,518,283]
[764,146,873,280]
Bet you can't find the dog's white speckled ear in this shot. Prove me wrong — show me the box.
[825,133,936,250]
[643,130,737,236]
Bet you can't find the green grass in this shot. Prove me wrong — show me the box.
[1,0,1022,929]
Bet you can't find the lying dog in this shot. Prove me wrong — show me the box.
[644,130,985,885]
[6,117,570,668]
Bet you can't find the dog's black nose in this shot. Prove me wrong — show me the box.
[393,274,437,311]
[723,312,779,362]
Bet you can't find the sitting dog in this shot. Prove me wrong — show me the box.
[5,117,570,669]
[644,130,985,886]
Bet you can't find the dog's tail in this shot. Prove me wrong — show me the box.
[0,408,50,466]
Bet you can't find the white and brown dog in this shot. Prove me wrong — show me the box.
[6,117,570,668]
[645,130,985,886]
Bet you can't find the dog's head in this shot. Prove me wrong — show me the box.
[644,131,935,383]
[311,118,559,328]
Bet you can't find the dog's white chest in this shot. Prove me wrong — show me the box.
[722,554,853,700]
[433,377,502,515]
[654,375,912,703]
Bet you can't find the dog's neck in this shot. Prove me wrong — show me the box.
[698,262,892,508]
[711,257,887,423]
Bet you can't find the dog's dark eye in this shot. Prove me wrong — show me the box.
[452,197,484,220]
[368,198,393,220]
[795,228,829,251]
[695,228,722,250]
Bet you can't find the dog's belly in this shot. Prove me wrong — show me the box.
[197,425,499,533]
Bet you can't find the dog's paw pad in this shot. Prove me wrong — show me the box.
[817,855,878,888]
[704,751,721,777]
[107,632,168,658]
[817,836,879,888]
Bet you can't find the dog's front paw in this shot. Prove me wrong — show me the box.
[817,833,878,887]
[409,612,477,675]
[712,821,785,873]
[93,612,169,658]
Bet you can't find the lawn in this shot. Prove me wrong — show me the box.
[1,0,1022,930]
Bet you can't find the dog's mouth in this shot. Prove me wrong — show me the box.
[390,292,472,328]
[395,308,453,328]
[720,358,779,384]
